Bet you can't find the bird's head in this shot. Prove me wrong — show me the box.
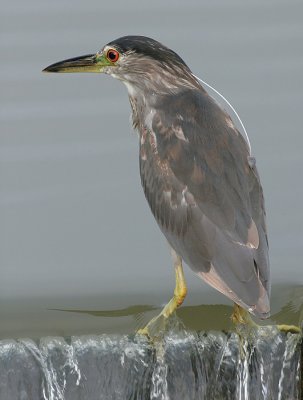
[43,35,201,95]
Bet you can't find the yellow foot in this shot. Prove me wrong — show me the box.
[137,327,149,337]
[231,304,302,335]
[231,303,257,328]
[277,324,301,334]
[137,291,185,339]
[137,314,167,339]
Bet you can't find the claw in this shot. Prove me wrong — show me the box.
[231,303,257,328]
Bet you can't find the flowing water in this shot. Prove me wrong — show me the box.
[0,326,301,400]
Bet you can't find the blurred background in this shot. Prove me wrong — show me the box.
[0,0,302,338]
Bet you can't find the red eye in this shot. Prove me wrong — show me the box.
[106,49,119,63]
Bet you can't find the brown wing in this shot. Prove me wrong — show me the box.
[139,88,270,318]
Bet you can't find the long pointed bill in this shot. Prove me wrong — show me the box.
[43,53,111,73]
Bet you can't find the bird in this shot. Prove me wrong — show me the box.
[43,35,271,337]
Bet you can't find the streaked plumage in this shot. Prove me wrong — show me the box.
[43,35,270,321]
[138,88,270,318]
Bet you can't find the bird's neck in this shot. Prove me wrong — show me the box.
[127,91,151,133]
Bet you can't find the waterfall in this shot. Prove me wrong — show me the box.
[0,327,301,400]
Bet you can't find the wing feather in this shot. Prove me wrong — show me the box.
[139,88,270,317]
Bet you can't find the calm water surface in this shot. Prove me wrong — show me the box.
[0,0,302,338]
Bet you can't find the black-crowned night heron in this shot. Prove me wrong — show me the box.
[44,35,272,336]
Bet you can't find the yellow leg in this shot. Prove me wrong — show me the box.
[137,251,187,338]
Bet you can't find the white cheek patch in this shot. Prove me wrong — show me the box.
[103,67,113,75]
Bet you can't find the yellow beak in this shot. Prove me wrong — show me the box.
[43,53,111,73]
